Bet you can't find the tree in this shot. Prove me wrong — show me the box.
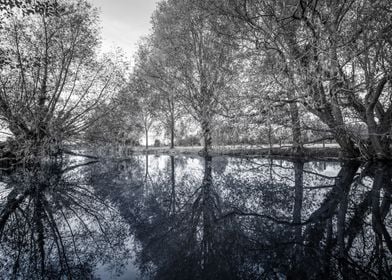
[0,0,60,17]
[201,0,392,159]
[150,0,240,154]
[130,74,158,150]
[84,90,143,149]
[134,40,183,149]
[0,0,123,158]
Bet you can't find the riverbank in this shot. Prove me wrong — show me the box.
[130,144,342,160]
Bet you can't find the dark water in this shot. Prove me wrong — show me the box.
[0,154,391,279]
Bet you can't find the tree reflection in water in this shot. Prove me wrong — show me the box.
[110,155,392,280]
[1,155,391,279]
[0,157,131,280]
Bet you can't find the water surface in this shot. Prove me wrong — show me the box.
[0,155,390,279]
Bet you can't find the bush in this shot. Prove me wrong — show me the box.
[177,136,201,146]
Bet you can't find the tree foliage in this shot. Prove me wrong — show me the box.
[198,0,392,159]
[145,0,241,154]
[0,0,123,158]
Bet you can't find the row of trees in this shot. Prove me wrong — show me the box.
[120,0,392,160]
[1,0,392,161]
[128,0,241,154]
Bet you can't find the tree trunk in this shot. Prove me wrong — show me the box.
[287,94,302,153]
[366,112,388,159]
[144,153,149,183]
[145,129,149,150]
[201,118,212,155]
[333,127,360,159]
[309,103,360,159]
[170,113,175,149]
[268,122,273,154]
[170,95,175,149]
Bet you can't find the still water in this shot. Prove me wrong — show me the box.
[0,154,391,279]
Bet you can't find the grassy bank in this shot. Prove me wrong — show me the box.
[131,144,342,160]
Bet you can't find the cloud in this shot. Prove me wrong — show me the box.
[94,0,160,57]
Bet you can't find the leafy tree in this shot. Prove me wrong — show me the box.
[84,92,142,148]
[150,0,240,154]
[134,39,183,149]
[129,73,159,150]
[0,0,123,158]
[0,0,60,17]
[201,0,392,159]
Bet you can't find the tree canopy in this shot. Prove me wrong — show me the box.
[0,0,124,159]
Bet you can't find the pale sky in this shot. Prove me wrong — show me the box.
[93,0,161,59]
